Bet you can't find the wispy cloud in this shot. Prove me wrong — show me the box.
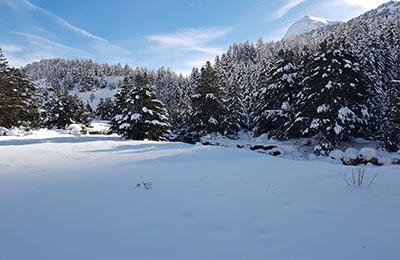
[22,0,107,42]
[147,27,230,55]
[7,0,131,54]
[14,32,92,57]
[274,0,306,19]
[0,0,134,66]
[0,44,23,53]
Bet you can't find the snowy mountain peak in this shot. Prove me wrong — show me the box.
[283,15,339,40]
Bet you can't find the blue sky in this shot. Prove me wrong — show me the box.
[0,0,390,74]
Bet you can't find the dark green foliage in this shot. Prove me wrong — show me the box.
[253,49,300,139]
[294,41,371,149]
[110,73,170,140]
[42,87,91,129]
[382,80,400,152]
[0,49,40,129]
[190,61,227,135]
[96,98,114,120]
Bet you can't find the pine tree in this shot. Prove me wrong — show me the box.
[0,49,40,129]
[295,41,371,149]
[96,98,114,120]
[190,61,227,135]
[112,76,132,117]
[110,73,170,140]
[42,86,91,129]
[382,80,400,152]
[253,49,300,138]
[222,63,247,135]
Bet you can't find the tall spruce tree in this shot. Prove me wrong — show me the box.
[190,61,227,135]
[253,49,300,139]
[295,41,371,149]
[96,98,114,120]
[382,80,400,152]
[110,73,170,140]
[0,49,40,129]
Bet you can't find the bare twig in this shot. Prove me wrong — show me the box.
[368,172,378,187]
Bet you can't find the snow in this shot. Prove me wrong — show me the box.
[334,123,344,135]
[65,76,122,108]
[338,107,356,121]
[0,131,399,260]
[317,104,329,113]
[343,147,359,162]
[358,147,377,161]
[208,117,218,125]
[329,149,344,160]
[131,113,141,120]
[283,15,339,39]
[145,120,169,126]
[119,123,131,129]
[142,107,153,115]
[65,124,85,136]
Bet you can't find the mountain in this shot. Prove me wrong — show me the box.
[283,15,339,40]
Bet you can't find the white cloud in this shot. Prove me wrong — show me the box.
[14,32,91,57]
[145,27,230,74]
[19,0,131,55]
[147,27,230,55]
[22,0,106,42]
[0,44,23,53]
[274,0,306,19]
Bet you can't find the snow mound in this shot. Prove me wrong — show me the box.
[65,124,87,136]
[358,148,377,161]
[343,147,358,161]
[329,149,344,160]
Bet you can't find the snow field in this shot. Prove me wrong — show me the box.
[0,132,399,260]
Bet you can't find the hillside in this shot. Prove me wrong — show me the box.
[283,15,339,39]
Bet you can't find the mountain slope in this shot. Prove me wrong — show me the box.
[283,15,339,40]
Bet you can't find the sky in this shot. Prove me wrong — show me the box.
[0,0,392,74]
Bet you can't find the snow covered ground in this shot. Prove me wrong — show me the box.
[0,130,400,260]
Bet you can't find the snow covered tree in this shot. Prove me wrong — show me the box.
[96,98,114,120]
[382,80,400,152]
[222,63,247,135]
[190,61,227,135]
[112,76,131,117]
[110,73,170,140]
[0,49,40,128]
[295,41,371,149]
[253,49,300,138]
[42,86,91,129]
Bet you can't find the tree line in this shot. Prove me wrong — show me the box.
[1,1,399,152]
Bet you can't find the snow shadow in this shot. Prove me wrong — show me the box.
[0,136,122,147]
[85,142,193,155]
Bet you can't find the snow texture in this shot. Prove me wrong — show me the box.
[283,15,339,39]
[0,131,399,260]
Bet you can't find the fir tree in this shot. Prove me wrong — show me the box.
[96,98,114,120]
[42,87,91,129]
[382,80,400,152]
[110,73,170,140]
[295,41,371,149]
[190,61,227,135]
[253,49,300,138]
[222,63,247,135]
[0,49,40,128]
